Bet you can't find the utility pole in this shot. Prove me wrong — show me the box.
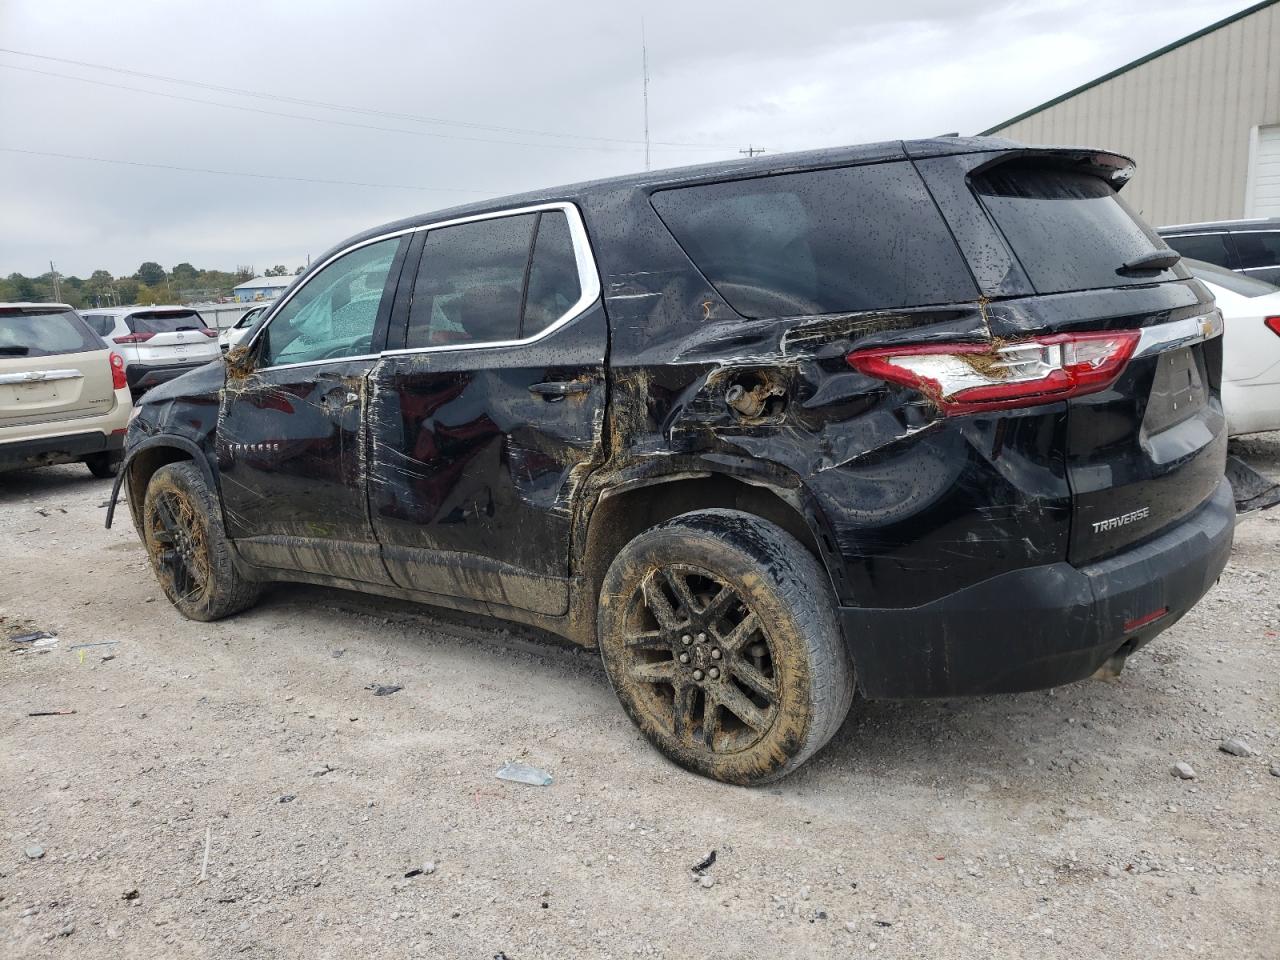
[641,19,651,172]
[49,261,62,302]
[739,145,767,158]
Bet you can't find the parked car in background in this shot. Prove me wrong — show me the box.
[219,303,272,352]
[80,306,220,397]
[1159,218,1280,284]
[1182,257,1280,436]
[1,302,131,477]
[111,139,1233,784]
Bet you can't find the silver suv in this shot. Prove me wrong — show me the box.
[80,306,220,397]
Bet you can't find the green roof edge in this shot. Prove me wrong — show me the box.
[977,0,1279,135]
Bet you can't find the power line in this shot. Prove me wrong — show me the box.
[0,146,493,195]
[0,63,655,155]
[0,46,730,151]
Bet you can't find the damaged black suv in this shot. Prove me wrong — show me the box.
[111,138,1234,784]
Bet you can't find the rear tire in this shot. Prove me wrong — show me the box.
[597,509,854,785]
[141,462,261,621]
[84,452,122,479]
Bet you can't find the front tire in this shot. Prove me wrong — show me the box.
[141,462,261,621]
[597,509,854,785]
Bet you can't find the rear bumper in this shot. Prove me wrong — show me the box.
[127,360,216,391]
[0,429,124,472]
[843,478,1235,699]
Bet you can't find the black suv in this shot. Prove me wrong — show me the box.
[109,138,1234,784]
[1158,218,1280,285]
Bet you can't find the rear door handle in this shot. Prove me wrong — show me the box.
[528,380,592,399]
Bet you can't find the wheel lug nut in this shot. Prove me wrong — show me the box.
[709,667,720,679]
[692,669,705,681]
[681,634,692,645]
[679,652,690,664]
[710,648,722,660]
[696,632,707,643]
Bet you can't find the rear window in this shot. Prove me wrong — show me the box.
[1162,232,1235,268]
[127,309,207,335]
[976,162,1180,294]
[0,308,104,357]
[651,162,978,318]
[1183,257,1279,297]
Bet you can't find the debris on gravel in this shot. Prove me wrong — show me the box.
[1219,737,1253,757]
[1171,761,1197,779]
[24,844,45,859]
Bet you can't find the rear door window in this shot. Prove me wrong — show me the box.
[405,213,537,348]
[650,162,978,318]
[81,313,117,337]
[127,309,208,335]
[1161,232,1236,268]
[1232,230,1280,269]
[523,211,582,337]
[975,162,1181,294]
[0,308,104,357]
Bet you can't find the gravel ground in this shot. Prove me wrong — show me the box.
[2,440,1278,959]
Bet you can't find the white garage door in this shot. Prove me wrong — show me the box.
[1250,124,1280,217]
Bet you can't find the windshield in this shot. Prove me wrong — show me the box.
[127,309,208,334]
[0,308,104,357]
[1183,257,1279,297]
[975,161,1184,295]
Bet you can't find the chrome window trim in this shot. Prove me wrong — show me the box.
[1161,231,1229,238]
[1229,229,1280,236]
[250,353,382,374]
[0,369,84,385]
[1240,265,1280,273]
[246,202,600,371]
[1132,311,1223,360]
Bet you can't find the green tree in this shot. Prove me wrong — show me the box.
[170,262,199,286]
[116,278,140,304]
[7,273,36,300]
[264,265,289,277]
[134,261,166,286]
[294,265,305,275]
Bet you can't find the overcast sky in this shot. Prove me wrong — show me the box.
[0,0,1255,278]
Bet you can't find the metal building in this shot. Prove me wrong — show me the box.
[980,0,1280,227]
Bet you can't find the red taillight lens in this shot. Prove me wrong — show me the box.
[113,331,154,344]
[109,351,127,391]
[199,328,218,338]
[847,331,1141,415]
[1266,316,1280,338]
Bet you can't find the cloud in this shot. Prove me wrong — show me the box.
[0,0,1253,277]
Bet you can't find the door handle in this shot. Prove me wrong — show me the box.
[528,380,592,399]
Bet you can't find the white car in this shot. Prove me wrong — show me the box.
[1,302,132,477]
[219,303,272,352]
[80,305,220,397]
[1184,258,1280,437]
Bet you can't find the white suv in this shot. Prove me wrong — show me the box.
[1,302,132,477]
[80,305,220,397]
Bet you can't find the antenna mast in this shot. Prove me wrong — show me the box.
[642,19,651,171]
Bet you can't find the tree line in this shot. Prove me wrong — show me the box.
[0,261,306,309]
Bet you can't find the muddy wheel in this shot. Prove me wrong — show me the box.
[84,452,122,479]
[142,462,261,621]
[598,509,854,785]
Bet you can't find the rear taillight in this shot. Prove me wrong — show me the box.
[109,351,127,391]
[113,332,154,344]
[1266,316,1280,338]
[847,331,1141,415]
[199,328,218,338]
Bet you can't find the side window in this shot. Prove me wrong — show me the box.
[1233,231,1280,269]
[260,237,401,367]
[1163,233,1235,268]
[523,211,582,336]
[406,214,536,349]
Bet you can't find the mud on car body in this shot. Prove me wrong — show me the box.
[109,137,1234,784]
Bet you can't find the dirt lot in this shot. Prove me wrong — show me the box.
[2,441,1279,960]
